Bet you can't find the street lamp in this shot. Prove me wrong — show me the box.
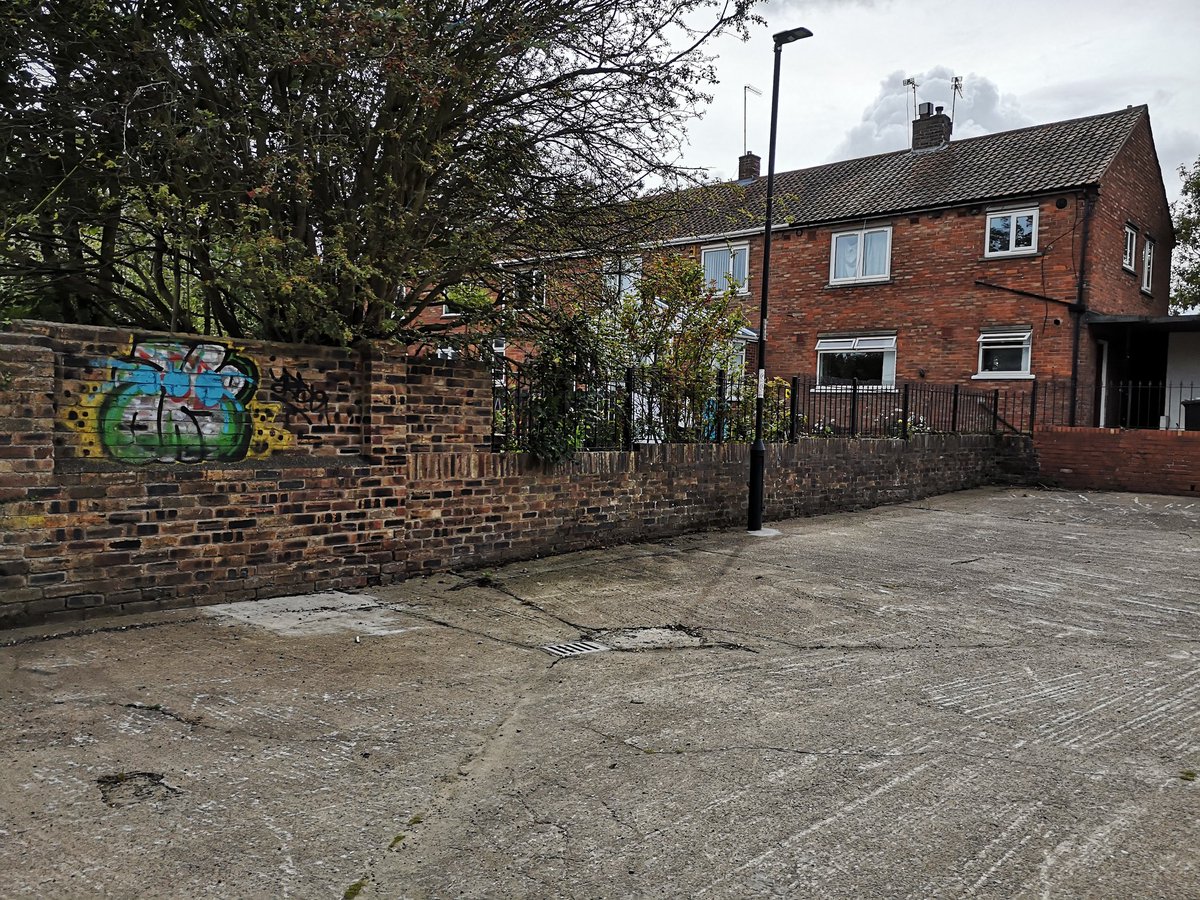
[748,25,812,534]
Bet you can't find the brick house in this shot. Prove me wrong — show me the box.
[416,103,1191,430]
[636,103,1177,427]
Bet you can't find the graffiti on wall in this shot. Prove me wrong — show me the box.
[269,366,331,427]
[63,339,294,463]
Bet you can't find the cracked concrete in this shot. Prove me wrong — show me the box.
[2,486,1199,898]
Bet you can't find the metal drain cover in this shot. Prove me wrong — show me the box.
[541,639,609,658]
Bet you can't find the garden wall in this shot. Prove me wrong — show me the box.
[1033,426,1200,496]
[0,321,1035,626]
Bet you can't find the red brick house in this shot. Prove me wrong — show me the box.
[646,103,1176,427]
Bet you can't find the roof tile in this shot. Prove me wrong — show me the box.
[663,106,1145,240]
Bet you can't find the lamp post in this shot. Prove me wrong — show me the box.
[748,25,812,533]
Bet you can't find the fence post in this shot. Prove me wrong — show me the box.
[789,376,800,443]
[950,384,960,432]
[715,369,726,444]
[991,388,1000,434]
[901,382,911,440]
[849,378,859,438]
[1028,381,1038,433]
[622,367,635,451]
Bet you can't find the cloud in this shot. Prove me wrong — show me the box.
[829,67,1031,162]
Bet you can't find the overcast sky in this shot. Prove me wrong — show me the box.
[679,0,1200,206]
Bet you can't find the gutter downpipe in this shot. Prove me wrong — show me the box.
[1070,188,1097,427]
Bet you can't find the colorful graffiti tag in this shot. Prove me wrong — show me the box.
[63,339,293,463]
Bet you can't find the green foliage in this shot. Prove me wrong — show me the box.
[1172,156,1200,314]
[729,377,794,441]
[509,253,753,459]
[0,0,760,344]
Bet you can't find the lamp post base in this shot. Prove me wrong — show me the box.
[747,438,765,532]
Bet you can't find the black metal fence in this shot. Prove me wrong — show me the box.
[491,363,1200,453]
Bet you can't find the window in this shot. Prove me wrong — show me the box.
[603,256,641,300]
[1123,225,1137,272]
[985,208,1038,256]
[443,283,489,318]
[513,269,546,307]
[815,335,897,387]
[1142,240,1154,292]
[830,226,891,283]
[974,330,1032,379]
[435,347,457,360]
[701,243,749,294]
[492,337,507,354]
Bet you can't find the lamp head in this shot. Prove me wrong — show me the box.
[773,26,813,45]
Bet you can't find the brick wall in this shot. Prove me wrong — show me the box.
[1033,426,1200,496]
[1086,114,1174,317]
[406,435,1035,573]
[1,320,1035,627]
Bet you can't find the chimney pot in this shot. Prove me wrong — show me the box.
[935,105,944,114]
[918,101,933,118]
[738,151,761,182]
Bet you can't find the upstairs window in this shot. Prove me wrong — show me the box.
[444,283,489,318]
[1123,225,1137,272]
[603,255,641,300]
[985,208,1038,256]
[815,335,897,387]
[974,330,1032,379]
[701,243,749,294]
[830,226,892,283]
[513,269,546,307]
[1142,240,1155,292]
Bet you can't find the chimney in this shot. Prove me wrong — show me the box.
[912,102,952,151]
[738,151,761,182]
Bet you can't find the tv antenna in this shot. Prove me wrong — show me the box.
[743,84,762,155]
[951,75,964,122]
[902,76,919,122]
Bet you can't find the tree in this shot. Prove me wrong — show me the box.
[498,252,750,458]
[1173,155,1200,314]
[0,0,759,344]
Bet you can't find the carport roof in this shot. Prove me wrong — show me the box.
[1087,312,1200,332]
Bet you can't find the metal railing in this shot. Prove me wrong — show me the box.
[491,365,1200,453]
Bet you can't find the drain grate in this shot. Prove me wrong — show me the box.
[541,639,609,658]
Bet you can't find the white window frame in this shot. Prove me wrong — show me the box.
[492,337,507,355]
[603,255,642,300]
[441,304,460,318]
[829,226,892,284]
[512,268,546,307]
[984,207,1039,257]
[972,330,1033,380]
[701,242,750,295]
[1123,225,1137,272]
[1142,239,1154,293]
[434,347,457,360]
[815,334,897,390]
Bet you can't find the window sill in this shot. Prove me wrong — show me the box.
[811,385,898,393]
[1122,264,1136,275]
[825,277,893,289]
[982,251,1039,260]
[971,373,1035,380]
[1140,288,1154,297]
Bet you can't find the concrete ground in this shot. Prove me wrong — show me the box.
[2,486,1199,899]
